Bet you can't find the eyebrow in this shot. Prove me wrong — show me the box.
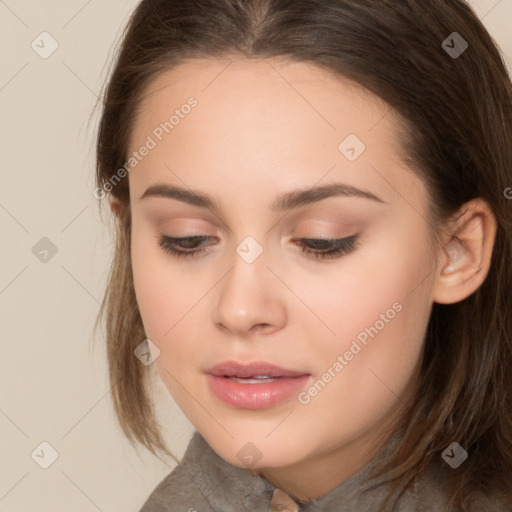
[139,182,386,213]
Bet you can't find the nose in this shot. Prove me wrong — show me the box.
[211,246,287,337]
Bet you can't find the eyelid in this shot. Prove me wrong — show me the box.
[157,233,360,262]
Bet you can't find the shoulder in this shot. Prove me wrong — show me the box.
[398,459,512,512]
[138,433,215,512]
[137,430,274,512]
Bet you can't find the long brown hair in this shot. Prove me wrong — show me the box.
[93,1,512,509]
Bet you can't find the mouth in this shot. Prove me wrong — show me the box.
[204,360,311,409]
[205,360,309,378]
[224,376,286,384]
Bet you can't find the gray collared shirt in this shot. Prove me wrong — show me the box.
[138,430,509,511]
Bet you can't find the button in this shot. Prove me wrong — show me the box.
[269,488,300,511]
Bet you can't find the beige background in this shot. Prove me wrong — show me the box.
[0,1,511,510]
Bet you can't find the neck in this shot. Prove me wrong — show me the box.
[253,379,418,502]
[257,423,397,502]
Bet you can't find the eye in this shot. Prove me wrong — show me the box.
[293,235,359,260]
[157,235,215,259]
[157,234,359,260]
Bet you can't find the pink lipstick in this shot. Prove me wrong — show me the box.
[205,360,311,409]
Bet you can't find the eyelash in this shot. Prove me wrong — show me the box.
[157,234,359,261]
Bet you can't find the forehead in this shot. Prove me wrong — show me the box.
[138,57,381,110]
[131,57,404,152]
[128,57,422,212]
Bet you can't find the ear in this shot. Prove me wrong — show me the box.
[432,198,497,305]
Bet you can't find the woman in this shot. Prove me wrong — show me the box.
[93,1,512,510]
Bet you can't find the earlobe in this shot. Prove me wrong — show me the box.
[432,199,497,305]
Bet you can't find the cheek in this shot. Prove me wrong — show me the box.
[291,224,434,352]
[305,229,434,414]
[131,242,203,402]
[130,225,213,395]
[130,226,188,341]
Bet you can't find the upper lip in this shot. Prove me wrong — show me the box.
[205,360,309,378]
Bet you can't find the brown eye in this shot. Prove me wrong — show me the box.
[157,234,359,261]
[157,235,215,259]
[293,235,359,260]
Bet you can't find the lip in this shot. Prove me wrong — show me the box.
[205,360,311,409]
[205,360,308,378]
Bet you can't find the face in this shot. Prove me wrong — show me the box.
[127,57,439,484]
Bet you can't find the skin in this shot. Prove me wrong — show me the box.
[120,57,497,502]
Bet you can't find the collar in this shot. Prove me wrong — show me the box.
[179,427,410,511]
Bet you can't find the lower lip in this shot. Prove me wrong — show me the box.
[205,374,311,409]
